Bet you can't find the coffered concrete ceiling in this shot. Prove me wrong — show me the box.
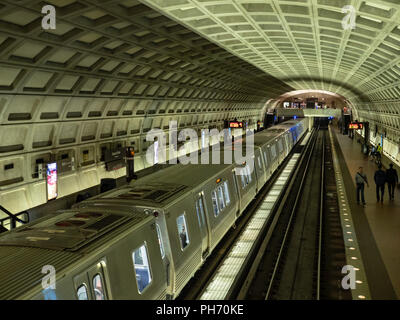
[139,0,400,103]
[0,0,292,102]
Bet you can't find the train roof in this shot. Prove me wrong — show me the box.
[79,162,234,209]
[78,121,306,209]
[0,207,151,251]
[0,245,81,300]
[0,207,155,299]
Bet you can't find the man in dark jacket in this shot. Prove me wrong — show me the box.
[374,165,386,203]
[355,167,369,205]
[386,163,398,200]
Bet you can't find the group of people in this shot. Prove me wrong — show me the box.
[355,163,398,205]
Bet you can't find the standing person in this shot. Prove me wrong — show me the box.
[180,225,187,249]
[355,167,369,205]
[374,165,386,203]
[376,143,383,164]
[377,143,383,155]
[370,145,376,161]
[386,163,398,200]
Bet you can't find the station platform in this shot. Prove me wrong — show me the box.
[332,127,399,299]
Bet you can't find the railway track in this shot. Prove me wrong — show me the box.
[264,129,325,299]
[241,128,351,300]
[177,130,309,300]
[180,127,351,300]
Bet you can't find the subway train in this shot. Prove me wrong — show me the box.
[0,119,308,300]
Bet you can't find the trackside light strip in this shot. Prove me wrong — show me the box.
[328,127,371,300]
[300,132,312,146]
[200,154,301,300]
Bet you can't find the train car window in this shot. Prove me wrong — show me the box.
[195,199,202,227]
[257,156,262,170]
[77,284,89,300]
[177,214,190,250]
[271,146,277,160]
[246,165,252,183]
[278,140,284,153]
[263,151,268,166]
[132,244,153,293]
[239,165,251,188]
[155,223,165,259]
[217,186,225,210]
[195,196,206,228]
[240,174,246,189]
[223,182,230,205]
[244,169,250,185]
[92,274,106,300]
[211,191,220,216]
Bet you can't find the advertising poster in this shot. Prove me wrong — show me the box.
[46,162,58,201]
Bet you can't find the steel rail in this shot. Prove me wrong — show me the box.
[264,127,320,300]
[178,130,309,300]
[316,131,326,299]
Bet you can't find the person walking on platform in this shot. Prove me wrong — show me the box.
[377,143,383,155]
[376,143,383,164]
[369,145,376,161]
[374,165,386,203]
[386,163,398,201]
[355,167,369,205]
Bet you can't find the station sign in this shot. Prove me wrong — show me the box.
[349,122,363,130]
[228,121,244,128]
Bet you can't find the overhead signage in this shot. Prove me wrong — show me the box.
[349,123,363,130]
[229,121,243,129]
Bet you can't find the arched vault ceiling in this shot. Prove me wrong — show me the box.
[139,0,400,102]
[0,0,292,103]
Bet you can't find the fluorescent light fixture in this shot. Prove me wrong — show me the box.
[360,15,382,23]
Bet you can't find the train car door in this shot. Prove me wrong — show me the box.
[73,260,109,300]
[195,192,210,259]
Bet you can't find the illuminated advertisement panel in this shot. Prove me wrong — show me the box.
[46,162,58,201]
